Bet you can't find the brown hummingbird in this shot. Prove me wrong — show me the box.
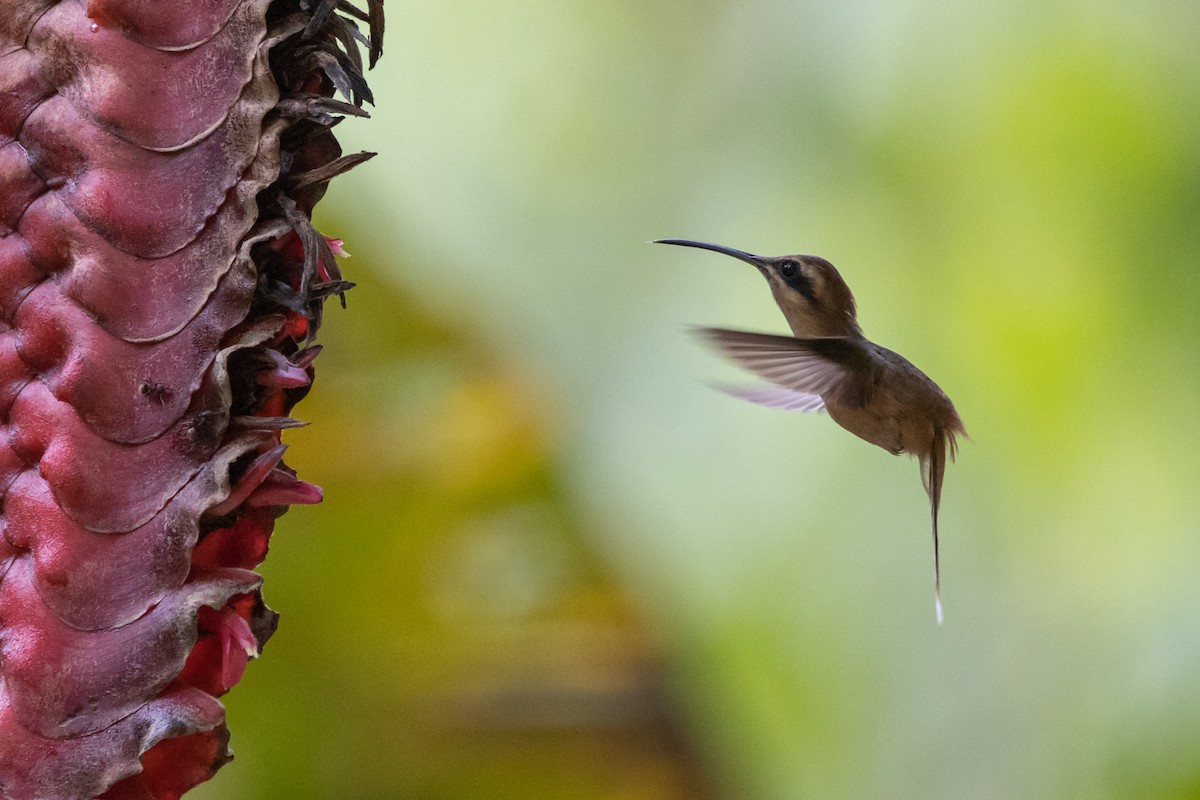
[656,239,965,623]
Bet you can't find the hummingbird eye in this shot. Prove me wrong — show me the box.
[776,259,818,303]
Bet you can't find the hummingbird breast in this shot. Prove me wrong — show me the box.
[825,342,962,459]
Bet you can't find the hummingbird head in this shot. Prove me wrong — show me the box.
[655,239,861,338]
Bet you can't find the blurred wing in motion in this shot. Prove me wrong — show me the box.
[713,383,827,412]
[695,327,875,409]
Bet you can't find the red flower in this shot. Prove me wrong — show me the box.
[0,1,383,796]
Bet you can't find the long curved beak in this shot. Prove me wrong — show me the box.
[654,239,768,272]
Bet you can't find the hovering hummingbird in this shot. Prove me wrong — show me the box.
[656,239,965,623]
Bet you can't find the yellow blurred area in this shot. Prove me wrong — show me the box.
[198,2,1200,798]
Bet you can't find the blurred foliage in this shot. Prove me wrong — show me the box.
[197,1,1200,798]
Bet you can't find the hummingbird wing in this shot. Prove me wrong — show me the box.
[712,383,827,412]
[695,328,875,408]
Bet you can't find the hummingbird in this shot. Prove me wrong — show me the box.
[656,239,965,623]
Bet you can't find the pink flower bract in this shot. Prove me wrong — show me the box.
[0,1,383,796]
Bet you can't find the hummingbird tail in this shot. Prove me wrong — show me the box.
[922,425,952,625]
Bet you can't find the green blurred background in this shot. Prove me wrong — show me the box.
[197,1,1200,797]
